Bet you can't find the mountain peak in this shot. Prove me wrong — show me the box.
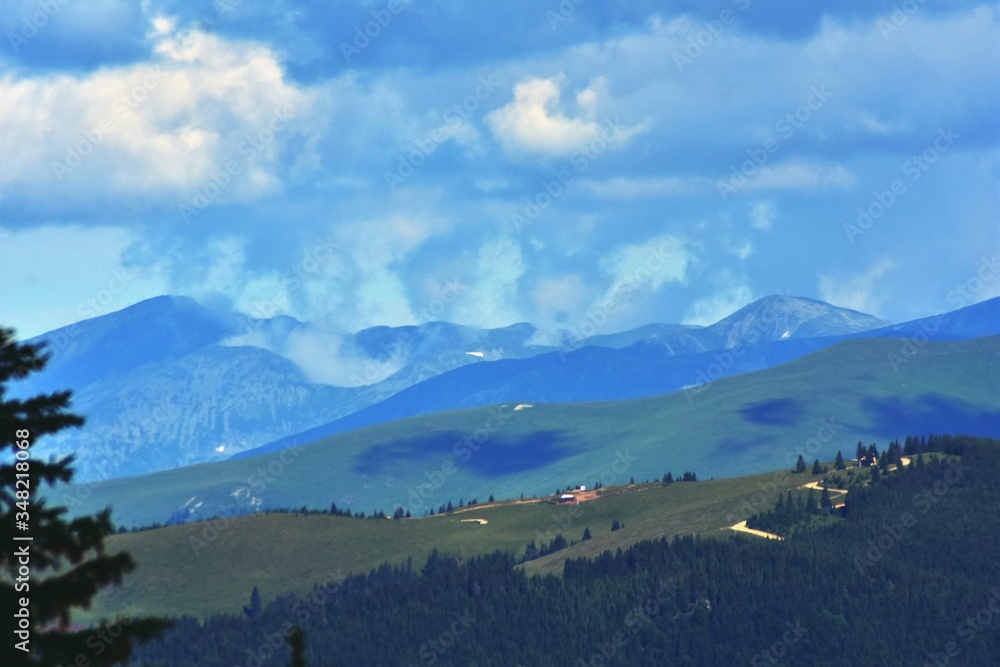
[707,295,889,347]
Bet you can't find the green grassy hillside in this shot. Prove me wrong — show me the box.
[87,462,866,620]
[64,336,1000,531]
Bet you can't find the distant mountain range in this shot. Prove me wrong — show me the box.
[234,296,999,460]
[12,294,998,482]
[63,334,1000,528]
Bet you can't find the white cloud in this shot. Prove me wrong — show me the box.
[294,215,439,331]
[736,162,857,194]
[279,328,406,387]
[588,234,691,328]
[728,241,754,260]
[749,201,776,231]
[450,237,526,327]
[683,274,755,326]
[599,234,690,292]
[579,175,710,199]
[486,75,648,157]
[0,16,322,210]
[818,258,897,315]
[530,273,586,326]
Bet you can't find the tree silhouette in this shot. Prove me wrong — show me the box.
[243,585,261,619]
[834,450,846,470]
[1,327,167,666]
[287,627,306,667]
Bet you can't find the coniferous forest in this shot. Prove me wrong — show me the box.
[130,435,1000,666]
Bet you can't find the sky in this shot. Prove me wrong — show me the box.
[1,0,999,339]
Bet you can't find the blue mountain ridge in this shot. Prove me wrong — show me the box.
[233,296,998,461]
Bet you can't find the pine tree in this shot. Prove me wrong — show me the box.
[811,459,822,475]
[806,489,819,515]
[611,519,621,532]
[834,450,846,470]
[244,585,262,619]
[582,527,592,541]
[1,327,168,666]
[287,627,306,667]
[795,454,806,473]
[820,487,832,512]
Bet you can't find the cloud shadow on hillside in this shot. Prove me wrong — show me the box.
[739,398,803,426]
[352,430,579,477]
[862,394,1000,438]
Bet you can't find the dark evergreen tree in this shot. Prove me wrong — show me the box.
[243,585,262,619]
[0,327,167,666]
[806,489,819,515]
[611,519,621,532]
[820,487,832,513]
[812,458,822,475]
[835,450,846,470]
[795,454,807,473]
[287,627,305,667]
[582,527,592,541]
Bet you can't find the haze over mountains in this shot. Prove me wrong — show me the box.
[15,293,997,488]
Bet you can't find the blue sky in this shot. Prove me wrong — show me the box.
[1,0,998,339]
